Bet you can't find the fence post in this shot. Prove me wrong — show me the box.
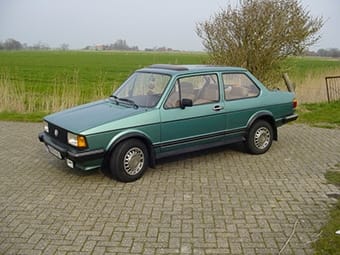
[282,73,295,92]
[325,77,330,103]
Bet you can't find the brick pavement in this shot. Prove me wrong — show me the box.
[0,121,339,255]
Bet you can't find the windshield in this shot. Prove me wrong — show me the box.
[113,72,171,108]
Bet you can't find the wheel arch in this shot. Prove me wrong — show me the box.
[247,111,278,140]
[103,131,156,169]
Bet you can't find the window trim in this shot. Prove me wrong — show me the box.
[222,72,261,101]
[163,73,221,110]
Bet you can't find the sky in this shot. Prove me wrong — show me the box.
[0,0,339,51]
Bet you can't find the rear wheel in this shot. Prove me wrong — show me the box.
[246,120,273,154]
[110,139,148,182]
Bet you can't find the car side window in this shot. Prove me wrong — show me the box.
[164,74,219,109]
[223,73,260,100]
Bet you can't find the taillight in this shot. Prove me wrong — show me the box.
[293,98,298,108]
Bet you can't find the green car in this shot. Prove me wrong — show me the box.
[39,64,298,182]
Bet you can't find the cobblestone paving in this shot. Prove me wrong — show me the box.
[0,121,340,255]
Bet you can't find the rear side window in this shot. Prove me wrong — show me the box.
[223,73,260,100]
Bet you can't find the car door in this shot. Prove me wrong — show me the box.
[159,73,226,154]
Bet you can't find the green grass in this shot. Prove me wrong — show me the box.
[1,50,340,121]
[0,51,207,118]
[0,50,208,89]
[325,169,340,186]
[296,101,340,128]
[283,56,340,83]
[313,168,340,255]
[0,111,45,122]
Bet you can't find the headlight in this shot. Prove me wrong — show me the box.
[67,132,87,148]
[43,121,49,133]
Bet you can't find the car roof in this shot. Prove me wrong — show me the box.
[138,64,247,75]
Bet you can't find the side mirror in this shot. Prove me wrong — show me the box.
[180,98,193,109]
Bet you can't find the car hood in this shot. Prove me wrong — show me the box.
[45,99,145,133]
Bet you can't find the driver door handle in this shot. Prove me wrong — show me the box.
[213,105,224,111]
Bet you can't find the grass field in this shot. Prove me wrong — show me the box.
[1,50,340,121]
[0,51,207,118]
[0,50,207,88]
[297,101,340,128]
[284,57,340,103]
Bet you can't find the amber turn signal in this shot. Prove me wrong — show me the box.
[77,136,87,148]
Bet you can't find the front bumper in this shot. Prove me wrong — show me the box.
[38,132,105,170]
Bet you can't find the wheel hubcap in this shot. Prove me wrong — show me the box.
[123,147,144,175]
[254,127,270,150]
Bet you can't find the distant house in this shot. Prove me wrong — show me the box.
[95,45,104,51]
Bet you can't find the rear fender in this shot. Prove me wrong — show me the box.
[247,111,278,141]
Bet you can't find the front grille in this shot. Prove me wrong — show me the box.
[47,122,68,144]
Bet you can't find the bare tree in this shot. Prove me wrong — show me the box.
[60,43,69,51]
[196,0,323,85]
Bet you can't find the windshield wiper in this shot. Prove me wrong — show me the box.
[109,95,119,104]
[118,97,134,104]
[109,95,138,108]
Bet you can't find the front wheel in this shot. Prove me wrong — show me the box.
[110,139,149,182]
[246,120,273,154]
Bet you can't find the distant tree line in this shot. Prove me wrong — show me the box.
[144,46,177,52]
[83,39,138,51]
[0,38,69,51]
[83,39,176,52]
[0,38,177,52]
[0,38,24,50]
[304,48,340,58]
[2,38,339,57]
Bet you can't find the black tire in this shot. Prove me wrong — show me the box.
[246,120,273,154]
[110,139,148,182]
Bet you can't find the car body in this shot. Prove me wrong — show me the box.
[39,64,298,182]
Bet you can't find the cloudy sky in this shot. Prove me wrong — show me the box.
[0,0,339,51]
